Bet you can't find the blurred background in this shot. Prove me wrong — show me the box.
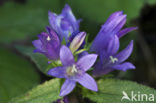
[0,0,156,103]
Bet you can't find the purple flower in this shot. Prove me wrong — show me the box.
[90,11,137,76]
[93,39,135,76]
[48,4,80,41]
[48,45,98,96]
[90,11,137,54]
[32,27,61,60]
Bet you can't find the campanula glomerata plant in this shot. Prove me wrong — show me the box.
[32,4,137,97]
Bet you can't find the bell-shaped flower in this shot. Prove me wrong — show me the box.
[32,27,61,60]
[48,4,80,42]
[48,46,98,96]
[90,11,137,54]
[90,11,137,76]
[93,36,135,76]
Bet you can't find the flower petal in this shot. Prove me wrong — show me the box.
[60,45,74,66]
[37,31,60,60]
[47,66,66,78]
[90,11,126,53]
[32,40,43,52]
[76,73,98,91]
[38,32,49,45]
[104,11,123,25]
[112,62,135,71]
[102,11,126,34]
[48,4,80,42]
[60,79,76,96]
[76,54,98,71]
[48,11,65,40]
[48,11,58,32]
[112,15,126,34]
[106,35,119,55]
[90,29,114,54]
[46,26,60,46]
[61,4,79,31]
[93,61,114,76]
[115,40,133,63]
[117,27,138,38]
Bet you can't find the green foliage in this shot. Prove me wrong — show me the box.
[0,0,61,43]
[83,79,156,103]
[67,0,156,24]
[9,79,62,103]
[15,45,50,74]
[0,47,40,103]
[147,0,156,4]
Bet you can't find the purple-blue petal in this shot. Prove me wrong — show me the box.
[48,11,65,40]
[60,79,76,96]
[90,31,115,54]
[104,11,123,25]
[106,35,119,55]
[91,12,126,54]
[48,4,80,42]
[115,40,134,63]
[61,4,79,31]
[60,45,75,66]
[90,11,127,53]
[93,61,114,76]
[112,15,126,33]
[32,40,43,52]
[117,27,138,38]
[44,47,59,60]
[38,32,49,45]
[46,26,60,45]
[36,31,60,60]
[99,50,108,63]
[47,66,66,78]
[112,62,135,71]
[76,54,98,71]
[48,11,58,33]
[75,73,98,91]
[101,11,126,34]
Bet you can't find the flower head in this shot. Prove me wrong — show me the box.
[90,11,137,54]
[93,39,135,76]
[32,27,61,60]
[48,45,98,96]
[48,4,81,42]
[90,11,137,76]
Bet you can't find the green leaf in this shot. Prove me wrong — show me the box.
[0,47,40,103]
[0,0,61,43]
[15,45,50,74]
[83,79,156,103]
[9,79,62,103]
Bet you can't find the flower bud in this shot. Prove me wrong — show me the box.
[69,32,86,53]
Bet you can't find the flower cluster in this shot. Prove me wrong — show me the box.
[32,4,137,97]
